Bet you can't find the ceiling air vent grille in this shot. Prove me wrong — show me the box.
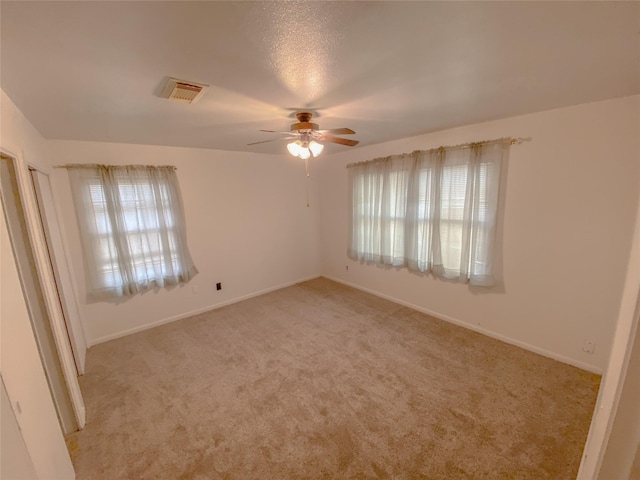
[161,78,208,104]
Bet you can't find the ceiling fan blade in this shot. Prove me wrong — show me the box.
[247,137,295,146]
[259,129,293,134]
[321,135,360,147]
[317,128,355,135]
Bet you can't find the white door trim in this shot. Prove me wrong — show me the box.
[577,194,640,479]
[0,146,85,429]
[29,167,88,375]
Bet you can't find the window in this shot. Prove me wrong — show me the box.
[67,165,198,301]
[348,142,506,286]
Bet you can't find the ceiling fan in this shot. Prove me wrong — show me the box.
[248,111,359,159]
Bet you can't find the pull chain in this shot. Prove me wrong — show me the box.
[305,157,310,207]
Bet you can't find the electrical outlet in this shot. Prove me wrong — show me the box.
[582,340,596,354]
[216,282,222,291]
[345,265,349,271]
[192,284,200,294]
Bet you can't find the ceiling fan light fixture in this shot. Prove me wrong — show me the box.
[287,139,318,159]
[298,146,311,160]
[287,141,301,156]
[309,141,324,157]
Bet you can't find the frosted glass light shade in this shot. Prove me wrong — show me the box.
[309,141,324,157]
[287,141,301,156]
[287,139,322,159]
[298,147,311,159]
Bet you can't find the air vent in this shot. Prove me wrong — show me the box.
[160,78,208,104]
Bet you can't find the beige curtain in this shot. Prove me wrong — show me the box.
[348,142,506,286]
[68,165,198,301]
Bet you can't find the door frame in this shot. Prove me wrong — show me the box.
[0,146,85,429]
[577,197,640,479]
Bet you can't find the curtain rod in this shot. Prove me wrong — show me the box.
[54,164,177,170]
[346,136,529,168]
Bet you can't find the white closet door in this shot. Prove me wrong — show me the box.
[30,168,87,374]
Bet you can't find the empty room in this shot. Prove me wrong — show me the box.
[1,1,639,479]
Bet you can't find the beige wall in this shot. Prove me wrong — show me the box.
[0,89,75,479]
[318,95,640,373]
[47,140,322,344]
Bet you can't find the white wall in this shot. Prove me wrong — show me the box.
[0,89,75,479]
[48,140,322,345]
[318,95,640,373]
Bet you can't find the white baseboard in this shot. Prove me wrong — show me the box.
[89,274,321,346]
[322,275,603,375]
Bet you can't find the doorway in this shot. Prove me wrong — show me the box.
[0,153,82,434]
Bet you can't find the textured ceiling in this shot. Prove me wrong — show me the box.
[1,1,639,155]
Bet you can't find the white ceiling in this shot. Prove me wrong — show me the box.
[1,1,639,155]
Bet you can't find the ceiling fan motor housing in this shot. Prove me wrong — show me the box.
[291,111,318,132]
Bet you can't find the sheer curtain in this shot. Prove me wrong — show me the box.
[68,165,198,301]
[348,142,507,286]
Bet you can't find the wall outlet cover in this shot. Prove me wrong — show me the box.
[582,340,596,354]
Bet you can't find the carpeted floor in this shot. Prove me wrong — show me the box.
[66,277,600,479]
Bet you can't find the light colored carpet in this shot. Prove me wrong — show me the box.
[66,277,600,479]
